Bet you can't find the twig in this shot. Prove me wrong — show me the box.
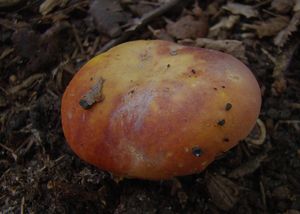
[287,103,300,109]
[71,24,85,55]
[274,120,300,132]
[253,0,272,9]
[20,197,25,214]
[90,36,101,56]
[0,18,29,30]
[0,143,17,161]
[98,0,181,53]
[7,73,46,95]
[261,47,276,64]
[140,1,161,7]
[273,42,300,79]
[0,168,10,181]
[228,153,268,178]
[41,0,89,20]
[98,34,131,54]
[259,181,267,210]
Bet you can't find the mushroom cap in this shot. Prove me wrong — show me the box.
[61,40,261,180]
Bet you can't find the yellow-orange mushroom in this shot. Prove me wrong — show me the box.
[61,40,261,180]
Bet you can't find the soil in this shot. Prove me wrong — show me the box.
[1,0,300,213]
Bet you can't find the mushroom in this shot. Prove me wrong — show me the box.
[61,40,261,180]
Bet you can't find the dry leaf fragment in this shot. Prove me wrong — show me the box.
[89,0,129,38]
[148,26,174,41]
[243,16,289,38]
[12,22,69,74]
[274,11,300,47]
[0,0,21,8]
[294,0,300,11]
[39,0,69,15]
[166,15,208,39]
[272,186,292,200]
[272,42,299,95]
[0,47,14,60]
[79,78,105,109]
[128,1,155,16]
[209,15,240,38]
[194,38,247,62]
[228,153,267,179]
[12,28,40,58]
[271,0,294,13]
[223,2,258,18]
[206,173,240,211]
[285,210,300,214]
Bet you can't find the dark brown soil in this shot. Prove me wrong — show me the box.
[1,0,300,213]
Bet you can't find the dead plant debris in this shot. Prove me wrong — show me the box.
[0,0,300,213]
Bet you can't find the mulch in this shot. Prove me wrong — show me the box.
[0,0,300,213]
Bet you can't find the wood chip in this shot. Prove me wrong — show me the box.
[39,0,69,15]
[271,0,294,13]
[0,47,14,60]
[79,78,105,109]
[243,16,289,38]
[166,15,208,39]
[194,38,247,62]
[206,173,239,211]
[89,0,129,38]
[0,0,21,8]
[208,15,240,37]
[223,2,258,18]
[8,73,46,95]
[228,153,267,179]
[295,0,300,11]
[274,11,300,47]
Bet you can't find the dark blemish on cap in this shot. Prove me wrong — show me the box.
[192,147,203,157]
[225,103,232,111]
[191,69,196,74]
[223,138,229,142]
[79,99,91,110]
[213,87,218,90]
[222,86,226,88]
[128,89,135,94]
[217,119,225,126]
[167,64,171,68]
[90,77,93,81]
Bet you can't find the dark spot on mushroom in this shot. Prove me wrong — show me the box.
[79,99,91,110]
[90,77,93,81]
[223,138,229,142]
[222,86,226,88]
[167,64,171,68]
[128,89,135,94]
[191,69,196,74]
[213,87,218,90]
[192,147,203,157]
[225,103,232,111]
[217,119,225,126]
